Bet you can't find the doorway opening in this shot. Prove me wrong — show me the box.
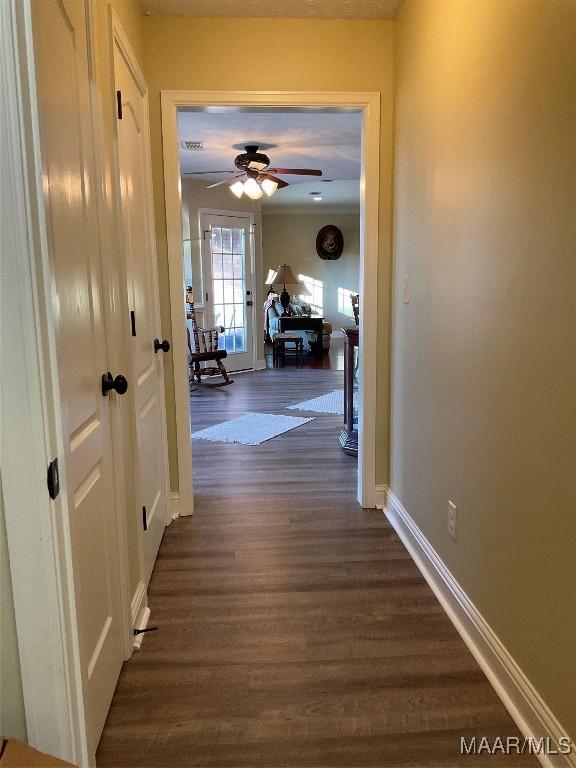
[161,92,380,511]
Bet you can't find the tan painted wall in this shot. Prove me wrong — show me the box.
[142,17,394,489]
[0,476,26,740]
[262,212,360,328]
[109,0,144,69]
[392,0,576,739]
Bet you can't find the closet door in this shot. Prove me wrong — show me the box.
[32,0,125,756]
[113,27,171,584]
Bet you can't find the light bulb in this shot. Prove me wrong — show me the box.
[261,178,278,197]
[243,177,263,200]
[229,180,244,198]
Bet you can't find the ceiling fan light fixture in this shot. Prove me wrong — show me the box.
[229,180,245,198]
[243,177,263,200]
[261,178,278,197]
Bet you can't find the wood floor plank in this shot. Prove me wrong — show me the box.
[97,343,535,766]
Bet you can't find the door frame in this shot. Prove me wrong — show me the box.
[161,90,380,508]
[0,0,89,763]
[198,209,257,372]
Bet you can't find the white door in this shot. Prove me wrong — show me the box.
[202,214,255,372]
[114,32,170,584]
[32,0,124,756]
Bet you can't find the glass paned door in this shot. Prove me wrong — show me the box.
[202,214,254,371]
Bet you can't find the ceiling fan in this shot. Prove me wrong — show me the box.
[182,145,322,200]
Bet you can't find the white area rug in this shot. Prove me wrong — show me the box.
[288,389,345,415]
[191,412,314,445]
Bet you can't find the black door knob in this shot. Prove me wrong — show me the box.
[101,372,129,396]
[154,338,171,354]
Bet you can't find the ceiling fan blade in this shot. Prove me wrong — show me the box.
[182,170,236,176]
[206,174,244,189]
[267,168,323,176]
[258,173,289,189]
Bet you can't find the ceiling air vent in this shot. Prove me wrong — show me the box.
[180,141,206,151]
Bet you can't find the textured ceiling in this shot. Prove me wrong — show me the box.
[141,0,403,20]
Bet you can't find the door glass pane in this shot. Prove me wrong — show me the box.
[233,252,243,277]
[209,223,248,356]
[223,252,234,278]
[211,227,222,253]
[232,228,244,254]
[213,304,224,327]
[213,281,224,305]
[221,228,232,253]
[233,280,243,303]
[212,251,223,279]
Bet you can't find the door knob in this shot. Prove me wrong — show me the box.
[154,338,171,353]
[101,372,128,396]
[246,300,254,307]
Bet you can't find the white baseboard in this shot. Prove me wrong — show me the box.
[132,607,151,651]
[385,490,574,768]
[374,483,388,510]
[170,491,181,521]
[131,579,147,628]
[255,358,266,371]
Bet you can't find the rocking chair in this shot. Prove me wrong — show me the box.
[186,289,234,387]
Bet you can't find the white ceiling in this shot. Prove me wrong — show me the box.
[141,0,403,20]
[263,180,360,211]
[178,108,362,208]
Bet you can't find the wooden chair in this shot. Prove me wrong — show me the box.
[351,293,360,326]
[186,289,234,387]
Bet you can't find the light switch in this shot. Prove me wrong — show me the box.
[403,273,411,304]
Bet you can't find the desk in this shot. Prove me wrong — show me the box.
[278,315,324,357]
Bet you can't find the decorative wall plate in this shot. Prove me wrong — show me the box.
[316,224,344,260]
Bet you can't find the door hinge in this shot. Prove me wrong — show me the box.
[202,229,210,240]
[130,310,136,336]
[205,292,209,303]
[142,505,147,531]
[47,458,60,500]
[116,90,123,120]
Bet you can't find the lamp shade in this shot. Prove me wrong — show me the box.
[273,264,300,286]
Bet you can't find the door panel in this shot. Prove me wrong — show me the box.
[32,0,124,756]
[202,214,255,372]
[114,39,170,585]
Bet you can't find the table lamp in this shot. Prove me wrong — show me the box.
[270,264,300,316]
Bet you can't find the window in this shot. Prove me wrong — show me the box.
[298,274,323,315]
[338,287,356,318]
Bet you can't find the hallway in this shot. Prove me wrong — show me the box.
[96,366,533,767]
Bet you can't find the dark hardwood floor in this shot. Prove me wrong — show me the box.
[97,341,534,767]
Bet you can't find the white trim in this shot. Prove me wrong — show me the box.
[255,358,267,371]
[170,491,183,520]
[198,208,257,372]
[0,1,87,763]
[132,607,151,651]
[161,90,380,510]
[374,483,389,510]
[385,490,575,768]
[130,580,147,628]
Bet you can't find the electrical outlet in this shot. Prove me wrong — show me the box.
[448,500,457,540]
